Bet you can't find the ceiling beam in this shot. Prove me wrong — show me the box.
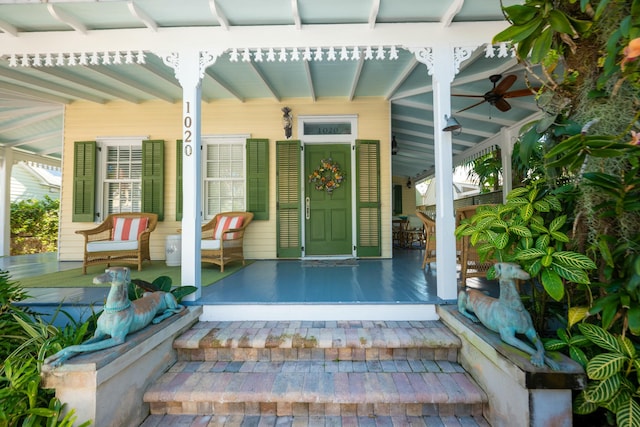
[0,105,58,120]
[303,60,316,102]
[0,66,107,103]
[138,61,181,88]
[394,134,434,148]
[127,1,158,32]
[39,145,64,156]
[392,113,433,128]
[87,65,177,102]
[368,0,380,29]
[247,62,280,102]
[385,57,418,100]
[392,98,433,112]
[441,0,464,27]
[46,4,87,34]
[455,109,513,126]
[0,81,72,104]
[291,0,301,30]
[4,129,61,147]
[451,59,519,88]
[204,69,245,102]
[36,66,138,103]
[0,19,18,37]
[0,22,510,55]
[208,0,229,30]
[0,110,62,134]
[348,57,364,101]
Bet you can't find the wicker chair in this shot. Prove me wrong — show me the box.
[201,211,254,272]
[456,204,495,286]
[76,212,158,274]
[416,211,437,270]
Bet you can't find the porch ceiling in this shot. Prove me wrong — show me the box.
[0,0,535,180]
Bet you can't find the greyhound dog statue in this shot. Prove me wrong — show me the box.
[458,262,559,370]
[45,266,184,367]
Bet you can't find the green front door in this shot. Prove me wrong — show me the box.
[305,144,352,256]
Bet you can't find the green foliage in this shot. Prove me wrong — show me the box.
[0,270,94,426]
[455,181,596,302]
[129,275,197,303]
[495,0,640,423]
[494,1,593,65]
[10,196,59,255]
[467,150,503,193]
[571,323,640,425]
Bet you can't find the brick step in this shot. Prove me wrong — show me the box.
[174,320,461,362]
[140,414,491,427]
[143,361,487,417]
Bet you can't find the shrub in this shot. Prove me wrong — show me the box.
[10,196,59,255]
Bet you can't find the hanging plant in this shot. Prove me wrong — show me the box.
[308,158,345,194]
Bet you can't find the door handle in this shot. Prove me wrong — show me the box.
[305,197,310,220]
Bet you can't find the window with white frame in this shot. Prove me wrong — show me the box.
[203,136,246,219]
[98,138,144,216]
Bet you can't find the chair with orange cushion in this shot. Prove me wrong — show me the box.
[201,211,254,272]
[76,213,158,274]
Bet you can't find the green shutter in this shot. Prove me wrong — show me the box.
[356,139,381,256]
[142,139,164,220]
[72,141,96,222]
[393,185,403,215]
[246,138,269,220]
[176,139,183,221]
[276,140,301,258]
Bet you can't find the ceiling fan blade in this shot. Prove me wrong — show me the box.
[451,94,485,98]
[456,99,487,113]
[493,74,517,95]
[503,87,540,98]
[494,98,512,112]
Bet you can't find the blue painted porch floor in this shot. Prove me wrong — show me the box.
[0,249,456,307]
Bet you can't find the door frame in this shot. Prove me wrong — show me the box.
[297,115,358,259]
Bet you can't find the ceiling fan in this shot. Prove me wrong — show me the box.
[452,74,536,113]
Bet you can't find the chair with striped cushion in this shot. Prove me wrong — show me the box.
[76,213,158,274]
[201,211,254,272]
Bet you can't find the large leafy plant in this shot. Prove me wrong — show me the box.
[572,324,640,424]
[0,270,93,426]
[494,0,639,423]
[455,181,596,302]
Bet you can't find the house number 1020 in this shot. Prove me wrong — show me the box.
[184,101,192,156]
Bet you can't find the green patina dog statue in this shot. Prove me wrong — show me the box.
[45,266,184,367]
[458,262,559,370]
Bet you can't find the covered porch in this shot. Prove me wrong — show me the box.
[1,250,495,321]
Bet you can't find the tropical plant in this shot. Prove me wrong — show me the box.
[466,150,503,193]
[455,181,596,302]
[129,275,197,302]
[0,270,94,426]
[573,323,640,425]
[493,0,640,424]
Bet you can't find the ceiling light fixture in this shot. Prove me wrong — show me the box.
[443,115,462,135]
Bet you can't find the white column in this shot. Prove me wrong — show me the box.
[0,148,13,256]
[500,126,515,202]
[408,46,458,300]
[431,46,458,301]
[162,50,220,301]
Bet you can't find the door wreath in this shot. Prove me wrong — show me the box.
[308,158,345,194]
